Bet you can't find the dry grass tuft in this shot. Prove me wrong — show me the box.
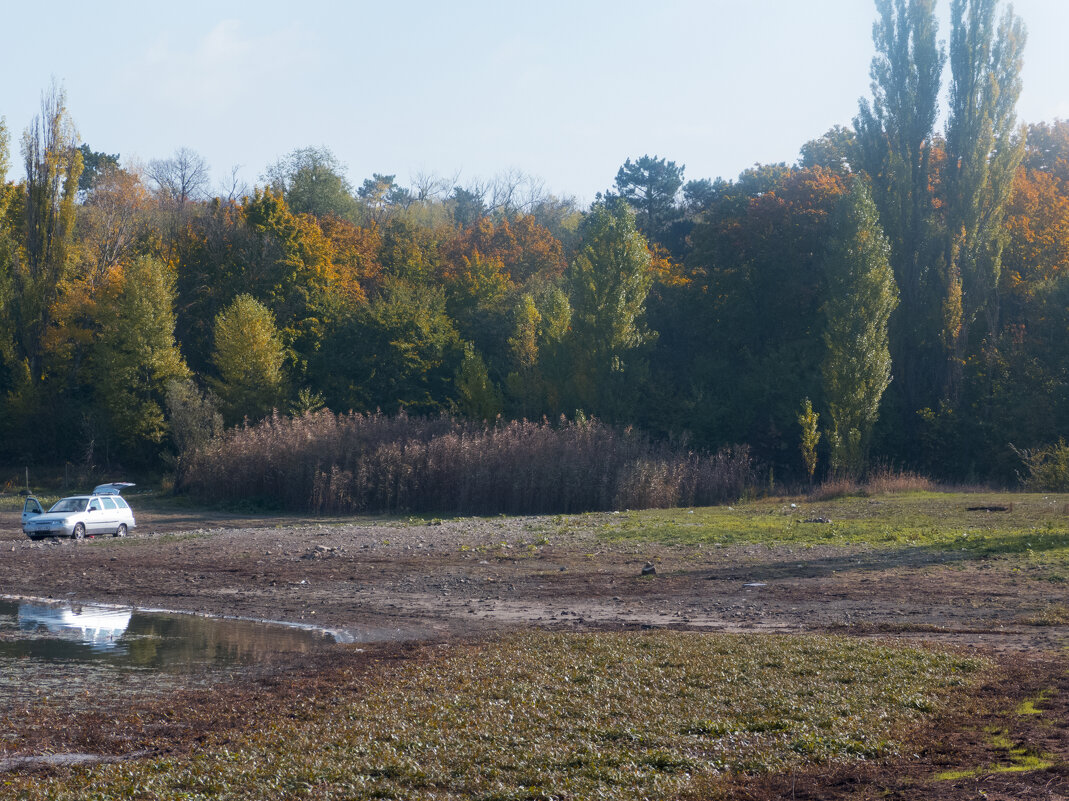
[810,466,934,501]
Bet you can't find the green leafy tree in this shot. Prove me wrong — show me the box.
[941,0,1026,397]
[210,294,286,423]
[377,217,442,284]
[854,0,945,432]
[165,378,222,481]
[504,287,572,418]
[565,201,654,417]
[822,180,898,477]
[798,398,821,485]
[1022,120,1069,180]
[174,189,335,376]
[310,278,462,414]
[504,293,542,418]
[799,125,857,176]
[263,146,359,220]
[673,166,847,467]
[681,178,723,215]
[0,118,16,406]
[454,342,503,421]
[89,256,190,456]
[14,83,83,386]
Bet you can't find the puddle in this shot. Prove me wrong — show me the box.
[0,599,339,671]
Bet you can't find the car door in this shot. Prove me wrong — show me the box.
[99,497,118,531]
[21,497,43,527]
[85,498,106,534]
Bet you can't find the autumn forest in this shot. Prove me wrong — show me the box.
[1,0,1067,491]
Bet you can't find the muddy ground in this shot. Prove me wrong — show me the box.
[1,504,1065,651]
[2,502,1068,798]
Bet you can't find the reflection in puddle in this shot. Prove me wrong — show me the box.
[0,599,337,671]
[18,603,132,652]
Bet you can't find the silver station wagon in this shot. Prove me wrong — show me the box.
[21,483,137,541]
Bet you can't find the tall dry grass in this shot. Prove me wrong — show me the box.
[808,463,934,501]
[178,411,753,515]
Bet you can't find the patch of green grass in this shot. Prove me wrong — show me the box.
[0,492,62,512]
[1015,689,1054,715]
[934,726,1055,780]
[13,631,986,800]
[590,492,1069,563]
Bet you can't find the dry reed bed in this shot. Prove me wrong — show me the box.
[179,411,753,514]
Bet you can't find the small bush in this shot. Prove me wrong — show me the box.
[178,411,754,515]
[1014,440,1069,492]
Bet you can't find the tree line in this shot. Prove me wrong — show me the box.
[1,0,1066,487]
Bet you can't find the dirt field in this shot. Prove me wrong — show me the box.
[2,502,1065,650]
[2,496,1068,798]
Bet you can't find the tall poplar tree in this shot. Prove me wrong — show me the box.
[942,0,1026,398]
[0,118,14,398]
[854,0,944,432]
[14,83,82,386]
[822,180,898,477]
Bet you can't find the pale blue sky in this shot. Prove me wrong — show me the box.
[4,1,1068,203]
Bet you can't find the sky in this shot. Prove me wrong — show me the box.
[3,0,1069,205]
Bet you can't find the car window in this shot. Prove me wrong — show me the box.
[113,497,129,509]
[101,497,117,510]
[49,498,88,513]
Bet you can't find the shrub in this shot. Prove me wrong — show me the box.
[179,411,753,515]
[1014,440,1069,491]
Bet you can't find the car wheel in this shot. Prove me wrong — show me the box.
[115,524,127,538]
[72,523,85,541]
